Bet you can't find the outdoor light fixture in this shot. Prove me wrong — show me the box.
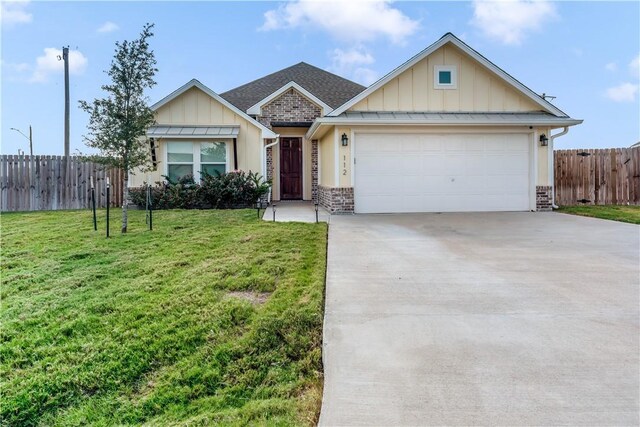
[539,134,549,146]
[341,133,349,146]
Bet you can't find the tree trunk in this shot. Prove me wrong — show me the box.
[122,177,129,233]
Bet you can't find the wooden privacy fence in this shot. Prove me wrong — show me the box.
[0,155,125,212]
[554,147,640,206]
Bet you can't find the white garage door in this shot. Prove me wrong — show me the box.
[354,133,531,213]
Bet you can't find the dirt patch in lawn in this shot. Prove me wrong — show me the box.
[227,290,272,305]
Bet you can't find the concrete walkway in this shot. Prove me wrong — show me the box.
[320,212,639,426]
[261,201,330,223]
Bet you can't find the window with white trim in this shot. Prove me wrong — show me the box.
[434,65,457,89]
[200,142,227,177]
[166,141,228,182]
[167,142,194,182]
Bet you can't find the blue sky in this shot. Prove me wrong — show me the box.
[2,1,639,155]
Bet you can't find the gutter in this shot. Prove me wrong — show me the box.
[549,126,569,209]
[307,118,582,141]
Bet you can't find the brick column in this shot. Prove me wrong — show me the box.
[311,139,318,202]
[266,146,273,181]
[318,185,354,213]
[536,185,552,211]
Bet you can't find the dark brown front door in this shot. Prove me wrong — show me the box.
[280,137,302,200]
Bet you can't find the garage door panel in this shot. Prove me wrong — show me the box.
[355,133,531,213]
[504,154,530,172]
[485,138,508,151]
[400,138,423,151]
[422,155,446,175]
[401,156,423,175]
[358,175,400,195]
[358,195,403,213]
[464,155,486,175]
[359,154,402,174]
[420,137,443,151]
[421,175,448,193]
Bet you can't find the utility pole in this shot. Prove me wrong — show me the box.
[63,46,70,157]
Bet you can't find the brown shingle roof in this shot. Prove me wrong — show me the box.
[219,62,366,113]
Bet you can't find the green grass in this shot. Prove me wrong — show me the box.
[1,209,327,426]
[557,205,640,224]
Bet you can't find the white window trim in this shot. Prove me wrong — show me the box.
[165,140,231,183]
[434,65,457,89]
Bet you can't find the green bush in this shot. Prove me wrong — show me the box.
[129,171,270,210]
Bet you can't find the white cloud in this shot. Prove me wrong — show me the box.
[471,0,557,45]
[1,60,30,72]
[605,62,618,72]
[329,48,374,72]
[605,82,639,103]
[629,54,640,79]
[260,0,420,45]
[97,21,119,33]
[327,47,378,86]
[30,48,88,83]
[353,67,379,86]
[1,0,32,26]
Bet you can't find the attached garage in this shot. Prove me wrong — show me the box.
[354,133,532,213]
[307,33,583,214]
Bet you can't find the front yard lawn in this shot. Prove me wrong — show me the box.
[557,205,640,224]
[1,209,327,426]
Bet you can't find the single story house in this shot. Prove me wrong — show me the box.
[130,32,582,213]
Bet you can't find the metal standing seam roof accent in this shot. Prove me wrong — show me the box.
[335,111,583,124]
[147,125,240,138]
[306,112,583,139]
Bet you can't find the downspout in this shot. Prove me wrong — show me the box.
[263,135,280,204]
[549,126,569,209]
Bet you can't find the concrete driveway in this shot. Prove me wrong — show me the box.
[320,212,639,426]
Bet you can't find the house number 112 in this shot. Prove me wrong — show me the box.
[343,155,347,176]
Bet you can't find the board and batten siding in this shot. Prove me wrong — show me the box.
[319,131,335,187]
[350,44,541,113]
[131,86,263,187]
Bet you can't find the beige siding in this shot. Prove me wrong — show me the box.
[337,127,352,187]
[129,141,166,187]
[536,127,551,186]
[349,43,541,113]
[319,129,335,187]
[155,87,263,174]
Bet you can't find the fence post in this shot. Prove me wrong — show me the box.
[106,177,110,238]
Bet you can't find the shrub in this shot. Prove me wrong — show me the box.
[129,171,270,210]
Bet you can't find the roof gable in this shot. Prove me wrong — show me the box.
[328,33,568,117]
[246,81,331,115]
[220,62,365,112]
[151,79,277,138]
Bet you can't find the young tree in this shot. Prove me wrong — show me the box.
[80,23,157,233]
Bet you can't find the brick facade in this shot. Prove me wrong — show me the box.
[257,89,322,128]
[257,89,323,203]
[318,185,354,213]
[265,146,273,181]
[311,140,318,202]
[536,185,553,211]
